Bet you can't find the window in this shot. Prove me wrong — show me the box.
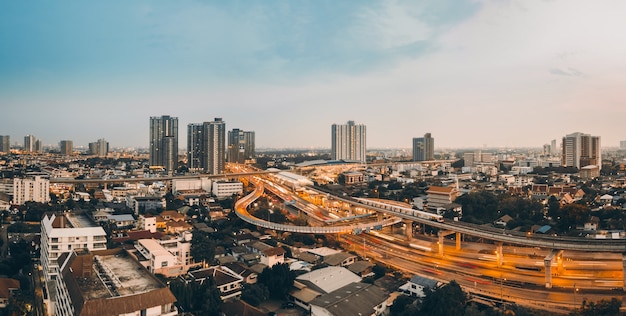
[161,261,168,267]
[51,238,59,243]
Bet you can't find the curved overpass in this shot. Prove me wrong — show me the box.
[49,170,280,184]
[234,179,401,234]
[306,186,626,253]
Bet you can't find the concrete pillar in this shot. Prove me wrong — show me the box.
[557,251,564,274]
[455,232,461,250]
[544,259,553,288]
[438,234,444,257]
[495,243,503,267]
[404,219,413,241]
[377,212,384,222]
[622,253,626,291]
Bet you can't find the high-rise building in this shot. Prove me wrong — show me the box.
[88,138,109,157]
[0,135,9,153]
[204,118,226,174]
[412,133,434,161]
[561,132,601,170]
[331,121,366,162]
[59,140,73,155]
[187,118,226,174]
[150,115,178,173]
[620,140,626,150]
[187,123,205,171]
[24,134,36,152]
[227,128,255,164]
[551,139,557,155]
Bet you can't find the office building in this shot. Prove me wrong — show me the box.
[227,128,255,164]
[13,174,50,205]
[561,132,601,170]
[59,140,73,155]
[54,248,177,316]
[331,121,366,162]
[0,135,9,153]
[150,115,178,173]
[412,133,434,161]
[621,140,626,150]
[551,139,558,155]
[187,118,226,174]
[88,138,109,157]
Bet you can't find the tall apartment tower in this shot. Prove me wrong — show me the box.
[187,118,226,174]
[551,139,558,155]
[187,123,205,171]
[88,138,109,157]
[24,134,36,152]
[204,118,226,174]
[13,174,51,205]
[227,129,255,164]
[561,132,601,170]
[412,133,434,161]
[620,140,626,150]
[0,135,9,153]
[331,121,366,162]
[59,140,73,155]
[149,115,178,173]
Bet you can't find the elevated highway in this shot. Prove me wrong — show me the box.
[48,170,280,184]
[233,179,401,234]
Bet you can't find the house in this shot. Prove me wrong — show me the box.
[494,214,514,227]
[291,266,362,310]
[347,260,374,277]
[309,282,389,316]
[323,252,357,267]
[187,266,244,301]
[584,216,600,231]
[0,278,20,308]
[399,275,439,298]
[222,262,258,284]
[426,186,459,209]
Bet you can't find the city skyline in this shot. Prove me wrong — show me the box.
[2,1,626,149]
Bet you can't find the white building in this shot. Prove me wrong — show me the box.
[172,177,211,194]
[212,181,243,199]
[55,249,177,316]
[40,213,107,281]
[134,232,197,277]
[13,174,50,205]
[186,266,244,301]
[138,214,158,233]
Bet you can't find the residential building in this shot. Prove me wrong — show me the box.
[412,133,434,161]
[331,121,366,162]
[227,128,255,164]
[309,282,389,316]
[59,140,73,155]
[399,275,439,298]
[186,266,244,301]
[127,196,166,215]
[0,135,9,153]
[0,278,20,309]
[40,213,108,281]
[561,132,601,170]
[426,185,459,209]
[291,266,362,310]
[88,138,109,157]
[12,173,50,205]
[621,140,626,150]
[187,118,226,174]
[138,214,158,233]
[150,115,178,173]
[55,249,177,316]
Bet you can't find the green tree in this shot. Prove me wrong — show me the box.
[169,278,221,315]
[571,298,621,316]
[390,295,416,315]
[455,191,499,224]
[191,230,216,266]
[258,263,295,300]
[419,280,466,316]
[241,283,270,306]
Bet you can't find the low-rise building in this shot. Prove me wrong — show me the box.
[186,266,244,301]
[55,249,177,316]
[212,181,244,199]
[0,278,20,309]
[309,282,389,316]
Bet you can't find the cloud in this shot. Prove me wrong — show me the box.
[549,68,585,77]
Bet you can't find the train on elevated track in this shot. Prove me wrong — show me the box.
[354,198,445,223]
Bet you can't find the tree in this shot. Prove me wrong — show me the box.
[419,280,466,316]
[390,295,416,315]
[241,283,270,306]
[571,298,621,316]
[455,191,499,224]
[169,278,221,315]
[191,230,216,266]
[258,263,295,300]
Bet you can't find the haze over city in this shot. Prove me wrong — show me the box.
[2,0,626,149]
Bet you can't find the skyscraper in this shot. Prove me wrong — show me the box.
[149,115,178,173]
[187,118,226,174]
[0,135,9,153]
[204,118,226,174]
[88,138,109,157]
[59,140,73,155]
[561,132,601,170]
[331,121,366,162]
[24,134,36,152]
[412,133,434,161]
[227,129,255,164]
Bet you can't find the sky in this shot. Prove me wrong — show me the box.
[1,0,625,150]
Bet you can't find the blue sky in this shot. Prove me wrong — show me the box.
[1,0,625,149]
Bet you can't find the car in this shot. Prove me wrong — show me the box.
[281,302,295,309]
